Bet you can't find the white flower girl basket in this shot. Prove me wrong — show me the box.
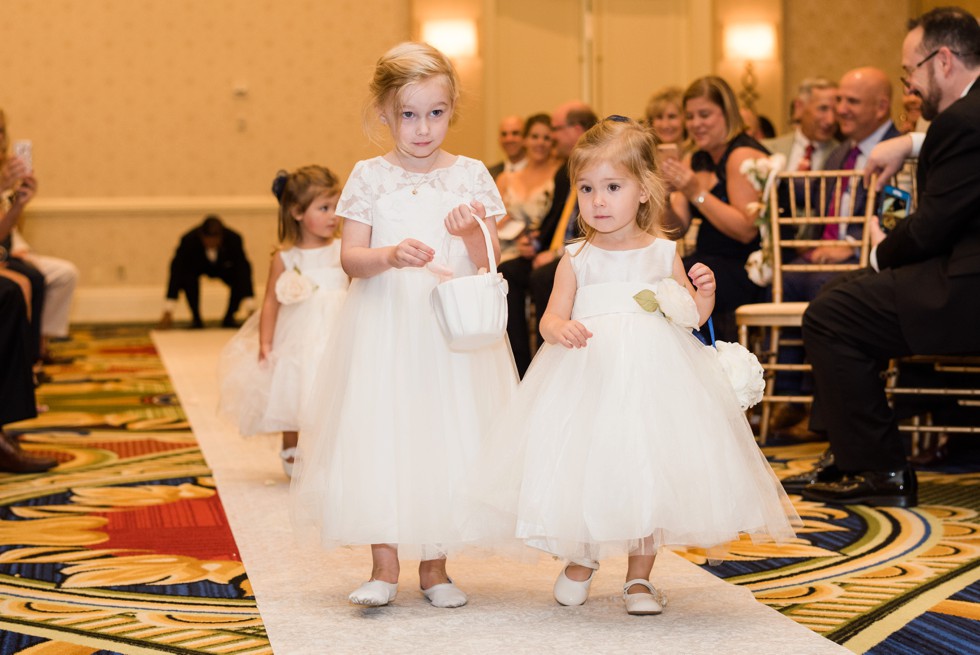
[430,217,508,351]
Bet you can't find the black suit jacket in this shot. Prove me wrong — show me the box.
[535,164,574,250]
[875,82,980,354]
[173,224,250,276]
[487,161,505,180]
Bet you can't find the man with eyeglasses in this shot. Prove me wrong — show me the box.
[793,6,980,508]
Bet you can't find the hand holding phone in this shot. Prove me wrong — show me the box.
[13,140,33,173]
[657,143,680,163]
[877,185,911,234]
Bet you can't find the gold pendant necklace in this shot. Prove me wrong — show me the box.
[395,151,439,195]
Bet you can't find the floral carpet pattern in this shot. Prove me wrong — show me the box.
[1,326,269,655]
[3,326,978,654]
[687,442,980,655]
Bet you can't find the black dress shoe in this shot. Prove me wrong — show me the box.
[781,449,841,493]
[0,431,58,474]
[801,466,918,508]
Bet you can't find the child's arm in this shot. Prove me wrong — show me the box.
[538,254,593,348]
[445,200,501,269]
[258,253,286,361]
[672,253,715,326]
[340,219,434,278]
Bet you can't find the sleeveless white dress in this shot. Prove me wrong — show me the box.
[468,238,799,563]
[290,156,518,560]
[218,243,348,435]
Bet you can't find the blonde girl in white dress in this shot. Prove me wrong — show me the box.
[219,166,348,476]
[472,117,799,616]
[290,42,517,609]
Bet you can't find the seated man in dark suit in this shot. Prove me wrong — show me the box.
[789,7,980,507]
[773,67,903,432]
[160,215,254,329]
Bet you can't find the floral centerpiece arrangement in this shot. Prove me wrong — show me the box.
[739,153,787,287]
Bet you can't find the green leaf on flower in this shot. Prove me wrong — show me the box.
[633,289,660,313]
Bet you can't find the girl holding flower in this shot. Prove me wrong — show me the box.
[219,165,348,476]
[469,117,798,617]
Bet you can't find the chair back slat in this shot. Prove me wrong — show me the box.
[767,170,877,302]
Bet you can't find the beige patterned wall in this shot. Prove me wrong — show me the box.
[1,0,410,197]
[781,0,915,134]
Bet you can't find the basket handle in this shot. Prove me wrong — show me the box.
[472,214,497,276]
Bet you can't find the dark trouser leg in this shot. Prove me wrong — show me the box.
[0,279,38,425]
[168,256,204,324]
[529,259,559,346]
[5,257,45,361]
[802,268,912,472]
[500,257,533,377]
[220,261,254,322]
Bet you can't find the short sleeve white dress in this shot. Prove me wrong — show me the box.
[468,238,799,563]
[290,155,518,560]
[218,243,348,435]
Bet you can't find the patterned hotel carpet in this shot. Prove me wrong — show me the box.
[2,326,979,654]
[685,440,980,655]
[1,325,269,655]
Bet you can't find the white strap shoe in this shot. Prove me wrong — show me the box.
[553,560,599,606]
[623,579,667,615]
[421,580,468,608]
[349,580,398,606]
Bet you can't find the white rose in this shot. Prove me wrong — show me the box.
[755,158,771,179]
[745,249,773,287]
[275,268,316,305]
[654,278,701,330]
[714,341,766,410]
[739,159,755,177]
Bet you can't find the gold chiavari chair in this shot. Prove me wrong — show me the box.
[736,169,877,443]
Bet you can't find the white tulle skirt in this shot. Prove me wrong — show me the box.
[290,268,518,560]
[218,288,347,435]
[464,305,799,564]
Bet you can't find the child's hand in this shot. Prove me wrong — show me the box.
[389,239,435,269]
[555,320,593,349]
[445,200,486,237]
[688,262,716,297]
[259,342,272,363]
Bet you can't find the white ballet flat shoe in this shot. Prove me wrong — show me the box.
[349,580,398,606]
[623,579,667,616]
[553,561,599,606]
[280,447,297,478]
[421,580,468,608]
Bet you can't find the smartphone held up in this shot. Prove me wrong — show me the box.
[13,139,33,173]
[878,185,911,234]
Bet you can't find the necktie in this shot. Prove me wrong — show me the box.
[797,143,816,171]
[550,190,578,251]
[823,145,862,240]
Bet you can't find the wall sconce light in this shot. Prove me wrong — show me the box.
[723,23,776,110]
[421,19,478,59]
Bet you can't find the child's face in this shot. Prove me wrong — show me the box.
[386,76,452,165]
[293,190,341,243]
[576,161,648,238]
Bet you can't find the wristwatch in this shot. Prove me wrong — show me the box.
[694,192,707,206]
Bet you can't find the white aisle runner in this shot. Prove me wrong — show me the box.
[153,330,849,655]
